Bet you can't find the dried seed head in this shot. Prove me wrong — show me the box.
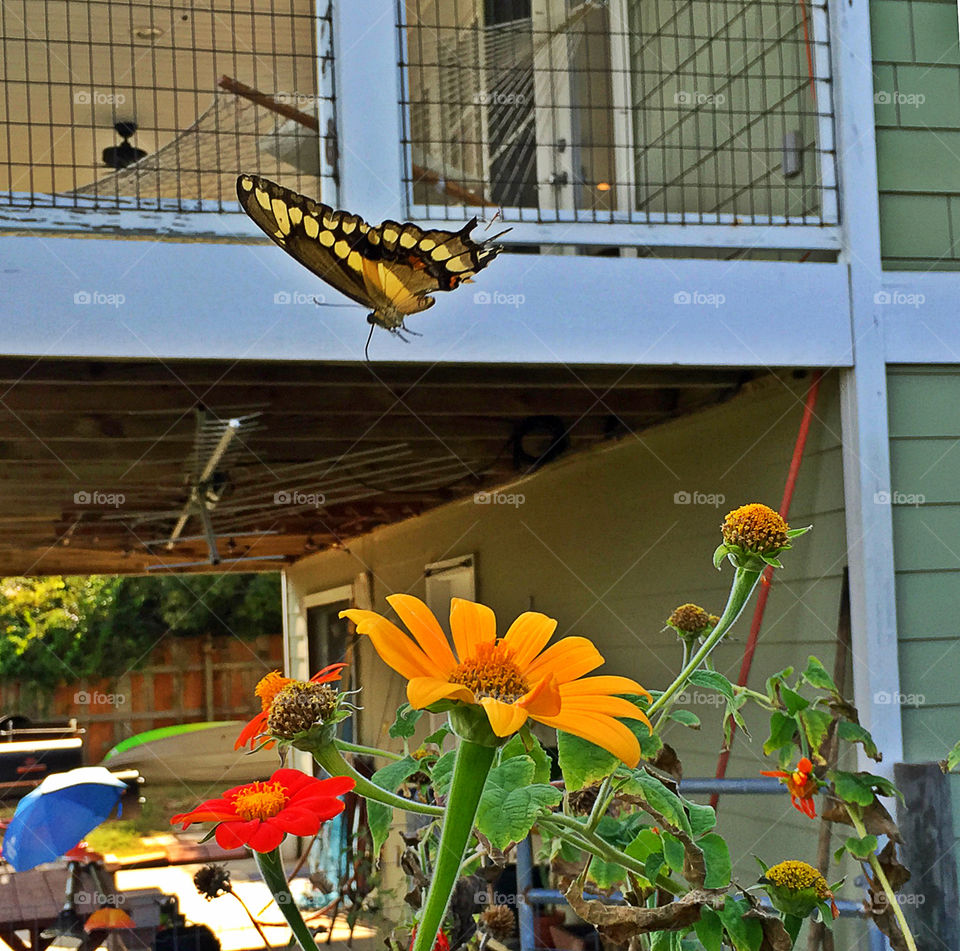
[266,681,339,739]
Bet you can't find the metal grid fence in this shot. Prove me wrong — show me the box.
[0,0,332,212]
[399,0,838,227]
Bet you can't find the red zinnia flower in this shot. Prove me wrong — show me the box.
[84,909,136,932]
[410,927,450,951]
[170,768,354,853]
[235,663,347,751]
[761,756,818,818]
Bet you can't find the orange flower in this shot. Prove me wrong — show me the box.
[235,663,346,750]
[340,596,650,766]
[171,768,354,853]
[762,756,818,818]
[84,909,136,932]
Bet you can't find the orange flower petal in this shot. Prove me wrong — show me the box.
[449,599,497,660]
[534,710,641,767]
[524,636,604,684]
[84,909,135,932]
[407,677,475,709]
[559,675,651,701]
[501,612,558,668]
[479,697,529,736]
[387,594,458,674]
[340,609,443,680]
[561,695,652,725]
[519,674,562,718]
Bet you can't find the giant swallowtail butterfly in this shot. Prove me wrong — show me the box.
[237,175,506,348]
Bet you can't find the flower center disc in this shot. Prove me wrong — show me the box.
[232,781,288,821]
[449,643,529,702]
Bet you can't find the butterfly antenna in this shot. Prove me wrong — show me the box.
[483,208,503,231]
[364,323,375,362]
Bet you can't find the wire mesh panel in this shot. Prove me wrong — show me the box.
[0,0,333,212]
[399,0,837,226]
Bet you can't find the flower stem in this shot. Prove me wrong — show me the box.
[411,739,497,951]
[312,743,444,817]
[335,739,403,761]
[648,566,762,722]
[848,808,918,951]
[254,847,319,951]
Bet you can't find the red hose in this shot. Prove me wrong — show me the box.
[709,370,823,811]
[798,0,817,102]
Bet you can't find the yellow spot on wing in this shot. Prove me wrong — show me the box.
[341,219,356,234]
[334,239,350,258]
[368,230,380,244]
[419,238,436,251]
[446,253,475,272]
[382,228,399,243]
[430,244,452,261]
[239,176,253,191]
[303,216,320,238]
[323,214,338,229]
[347,251,362,270]
[289,207,303,226]
[319,229,335,247]
[255,188,271,210]
[271,198,291,235]
[399,232,416,248]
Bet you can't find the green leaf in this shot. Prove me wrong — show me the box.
[625,828,663,863]
[660,831,686,874]
[366,755,421,855]
[621,770,691,835]
[694,908,724,951]
[588,855,628,890]
[430,750,457,798]
[423,725,451,747]
[698,833,732,888]
[717,897,763,951]
[836,834,878,860]
[802,656,837,692]
[689,669,735,701]
[388,703,424,740]
[783,914,804,945]
[644,851,665,883]
[637,721,665,760]
[830,770,874,806]
[557,730,617,791]
[947,740,960,773]
[650,930,682,951]
[799,707,834,758]
[764,711,798,755]
[837,721,880,761]
[765,668,794,700]
[779,685,809,715]
[668,709,701,729]
[713,543,731,570]
[684,799,717,837]
[786,525,812,538]
[475,756,562,851]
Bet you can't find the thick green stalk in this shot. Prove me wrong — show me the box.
[313,743,443,817]
[255,847,319,951]
[648,566,762,722]
[411,739,497,951]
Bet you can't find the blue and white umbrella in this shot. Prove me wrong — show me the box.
[1,766,127,871]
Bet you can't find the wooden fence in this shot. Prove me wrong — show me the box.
[0,633,283,764]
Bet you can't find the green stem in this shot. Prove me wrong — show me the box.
[411,739,497,951]
[649,566,762,723]
[334,738,403,761]
[585,775,613,834]
[312,743,443,817]
[542,814,681,896]
[848,808,918,951]
[254,848,319,951]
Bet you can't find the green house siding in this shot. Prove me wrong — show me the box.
[888,365,960,836]
[872,0,960,269]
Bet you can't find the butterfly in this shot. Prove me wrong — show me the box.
[237,175,507,351]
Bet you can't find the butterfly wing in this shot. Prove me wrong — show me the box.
[237,175,505,330]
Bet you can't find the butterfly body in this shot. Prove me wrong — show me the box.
[237,175,505,332]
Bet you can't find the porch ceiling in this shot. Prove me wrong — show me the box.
[0,358,757,575]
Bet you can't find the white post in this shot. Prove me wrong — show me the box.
[831,0,903,772]
[332,0,406,220]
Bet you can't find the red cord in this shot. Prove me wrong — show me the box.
[709,371,823,811]
[798,0,817,102]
